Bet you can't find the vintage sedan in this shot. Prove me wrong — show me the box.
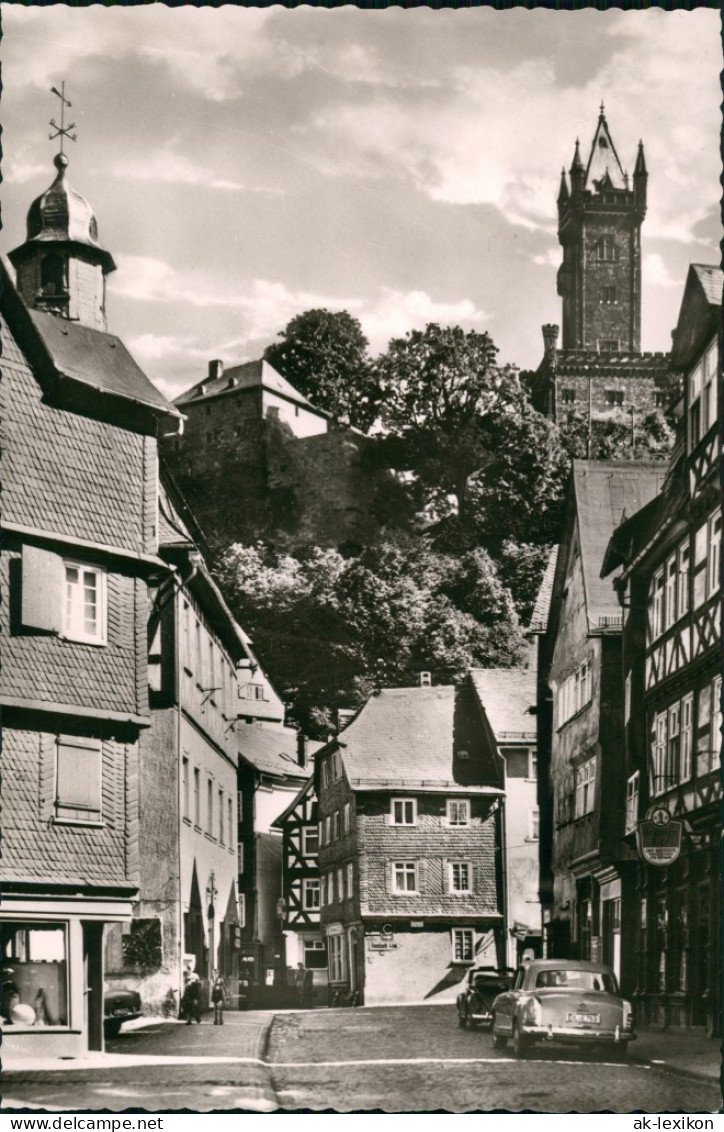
[491,959,635,1058]
[104,988,142,1039]
[456,967,513,1029]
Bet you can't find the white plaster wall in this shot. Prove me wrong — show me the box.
[262,390,328,438]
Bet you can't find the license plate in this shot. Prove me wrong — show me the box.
[567,1012,599,1024]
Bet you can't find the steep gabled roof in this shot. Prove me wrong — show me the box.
[469,668,536,739]
[271,774,315,829]
[670,264,722,371]
[238,726,322,779]
[0,257,180,427]
[572,460,666,627]
[530,546,559,634]
[175,358,328,417]
[335,686,502,793]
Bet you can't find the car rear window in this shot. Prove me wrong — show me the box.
[534,969,617,993]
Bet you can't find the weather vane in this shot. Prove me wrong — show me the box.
[49,82,77,155]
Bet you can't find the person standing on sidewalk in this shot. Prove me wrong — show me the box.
[182,972,202,1025]
[211,971,226,1026]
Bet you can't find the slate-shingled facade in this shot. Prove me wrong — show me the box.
[316,682,505,1005]
[0,154,181,1059]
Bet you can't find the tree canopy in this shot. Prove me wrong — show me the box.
[217,540,525,737]
[263,308,379,431]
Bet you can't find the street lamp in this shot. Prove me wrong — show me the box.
[275,897,287,987]
[206,872,218,981]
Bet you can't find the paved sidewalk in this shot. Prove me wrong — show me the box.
[1,1011,275,1075]
[631,1026,721,1083]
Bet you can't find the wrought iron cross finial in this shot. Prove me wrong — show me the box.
[49,82,77,154]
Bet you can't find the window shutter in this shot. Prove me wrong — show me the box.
[56,736,102,819]
[22,545,63,633]
[471,864,479,894]
[388,862,395,893]
[417,861,428,894]
[443,860,450,895]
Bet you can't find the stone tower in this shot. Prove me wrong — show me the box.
[9,153,116,331]
[556,106,647,354]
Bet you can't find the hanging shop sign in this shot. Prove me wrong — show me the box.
[636,808,682,866]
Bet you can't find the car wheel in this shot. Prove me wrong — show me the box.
[491,1016,508,1049]
[104,1020,122,1040]
[512,1021,531,1059]
[458,1008,467,1028]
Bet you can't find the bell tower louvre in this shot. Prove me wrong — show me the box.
[530,105,675,425]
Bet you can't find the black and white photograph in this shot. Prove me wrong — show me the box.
[0,2,721,1117]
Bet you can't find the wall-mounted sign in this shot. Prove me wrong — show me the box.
[368,938,397,951]
[636,817,682,866]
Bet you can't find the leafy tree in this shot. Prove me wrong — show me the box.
[558,410,674,462]
[263,309,379,431]
[374,324,514,522]
[216,540,524,736]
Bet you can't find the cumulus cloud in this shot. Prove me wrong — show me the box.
[111,148,281,194]
[643,253,680,290]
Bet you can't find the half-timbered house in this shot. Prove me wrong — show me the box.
[602,264,721,1033]
[535,461,665,985]
[272,776,327,1002]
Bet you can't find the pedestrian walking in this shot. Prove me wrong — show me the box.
[211,971,226,1026]
[181,971,202,1025]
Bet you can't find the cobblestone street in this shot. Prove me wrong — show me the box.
[2,1006,719,1114]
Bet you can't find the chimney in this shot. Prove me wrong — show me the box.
[208,359,224,381]
[296,731,307,768]
[542,324,559,363]
[419,671,432,687]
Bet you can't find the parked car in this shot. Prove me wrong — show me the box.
[104,988,142,1039]
[456,967,514,1029]
[491,959,635,1059]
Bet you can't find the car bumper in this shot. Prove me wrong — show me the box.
[522,1025,636,1044]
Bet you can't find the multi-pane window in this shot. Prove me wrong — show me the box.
[303,825,319,856]
[64,563,106,644]
[343,802,351,834]
[447,799,470,826]
[561,388,576,404]
[207,778,213,835]
[702,340,718,433]
[320,875,326,906]
[303,879,321,911]
[318,820,324,847]
[324,816,331,845]
[193,767,201,826]
[449,863,472,894]
[596,234,618,261]
[558,661,593,726]
[687,341,716,451]
[55,736,102,823]
[304,938,327,970]
[649,539,692,640]
[237,842,244,874]
[574,758,596,817]
[228,796,234,849]
[601,284,618,304]
[556,771,575,825]
[604,388,624,404]
[182,757,190,819]
[625,772,639,834]
[452,928,475,963]
[219,789,225,844]
[328,934,345,983]
[652,693,697,793]
[711,676,722,770]
[391,798,416,825]
[693,512,721,607]
[333,811,341,840]
[337,868,344,901]
[392,862,418,893]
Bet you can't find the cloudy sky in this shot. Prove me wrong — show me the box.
[1,5,721,399]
